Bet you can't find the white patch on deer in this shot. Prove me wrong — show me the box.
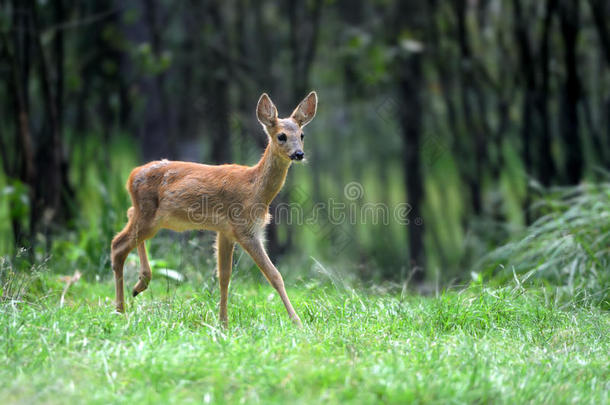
[149,159,170,170]
[162,169,177,186]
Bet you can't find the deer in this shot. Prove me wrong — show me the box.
[110,91,318,327]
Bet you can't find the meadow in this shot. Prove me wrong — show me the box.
[1,268,608,404]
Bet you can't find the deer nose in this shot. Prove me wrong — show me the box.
[290,151,305,161]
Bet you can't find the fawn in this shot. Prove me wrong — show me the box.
[110,91,318,327]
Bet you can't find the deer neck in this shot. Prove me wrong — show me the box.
[254,143,291,206]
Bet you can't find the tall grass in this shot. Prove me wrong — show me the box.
[480,182,610,308]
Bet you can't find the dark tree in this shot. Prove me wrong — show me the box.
[559,0,583,184]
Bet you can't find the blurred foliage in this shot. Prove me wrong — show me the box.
[0,0,609,286]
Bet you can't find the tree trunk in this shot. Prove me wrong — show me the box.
[536,0,558,186]
[54,0,64,140]
[143,0,175,158]
[0,31,36,246]
[177,9,195,146]
[29,0,69,225]
[559,0,583,184]
[207,1,231,164]
[513,0,537,222]
[398,53,425,281]
[454,0,485,215]
[588,0,610,65]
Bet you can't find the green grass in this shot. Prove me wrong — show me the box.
[1,274,608,404]
[480,182,610,309]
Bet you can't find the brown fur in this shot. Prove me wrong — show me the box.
[110,92,318,327]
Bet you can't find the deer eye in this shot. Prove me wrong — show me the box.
[300,133,304,141]
[277,133,287,142]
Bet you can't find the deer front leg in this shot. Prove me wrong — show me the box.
[238,236,302,327]
[217,232,235,327]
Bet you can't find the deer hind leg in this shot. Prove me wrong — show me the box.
[132,243,152,297]
[111,222,136,313]
[238,236,302,327]
[216,232,235,327]
[110,207,157,312]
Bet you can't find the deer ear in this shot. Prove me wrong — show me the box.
[290,91,318,127]
[256,93,278,127]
